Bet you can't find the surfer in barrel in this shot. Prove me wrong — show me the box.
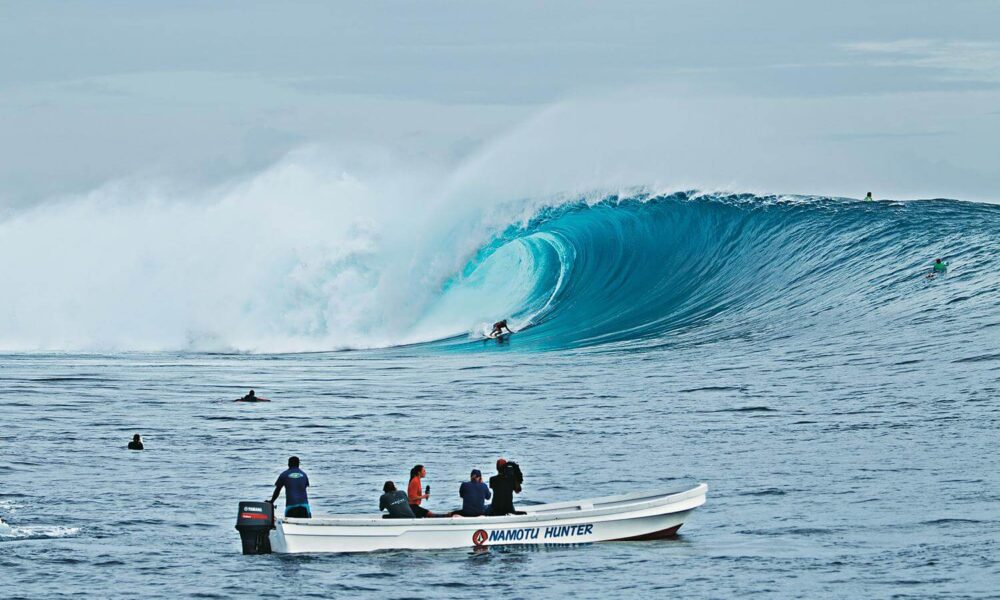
[489,319,512,338]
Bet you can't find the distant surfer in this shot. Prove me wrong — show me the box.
[127,433,144,451]
[925,258,948,279]
[235,389,269,402]
[489,320,512,338]
[864,192,873,201]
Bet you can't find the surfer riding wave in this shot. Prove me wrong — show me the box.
[489,320,512,338]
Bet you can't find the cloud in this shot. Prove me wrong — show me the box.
[843,39,1000,82]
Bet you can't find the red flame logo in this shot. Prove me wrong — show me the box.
[472,529,488,546]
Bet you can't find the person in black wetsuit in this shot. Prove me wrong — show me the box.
[488,458,523,516]
[236,389,269,402]
[127,434,144,450]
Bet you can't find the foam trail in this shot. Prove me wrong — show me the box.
[0,515,80,541]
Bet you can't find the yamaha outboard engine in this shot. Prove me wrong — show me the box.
[235,501,274,555]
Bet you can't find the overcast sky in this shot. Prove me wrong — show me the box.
[3,0,999,207]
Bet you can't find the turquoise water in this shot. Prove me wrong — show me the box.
[2,195,999,598]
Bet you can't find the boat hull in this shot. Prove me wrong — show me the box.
[269,482,707,554]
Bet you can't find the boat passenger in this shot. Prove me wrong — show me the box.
[127,433,144,450]
[488,458,523,516]
[270,456,311,518]
[380,481,415,519]
[407,464,434,518]
[458,469,491,517]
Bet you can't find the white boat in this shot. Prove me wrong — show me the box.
[257,482,707,554]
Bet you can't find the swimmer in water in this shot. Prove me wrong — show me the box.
[865,192,873,201]
[127,434,144,450]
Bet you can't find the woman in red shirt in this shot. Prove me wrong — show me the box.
[407,464,433,518]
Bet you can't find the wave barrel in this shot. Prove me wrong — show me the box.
[235,501,274,555]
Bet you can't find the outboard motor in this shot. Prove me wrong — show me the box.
[235,501,274,555]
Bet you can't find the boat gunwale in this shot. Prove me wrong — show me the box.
[281,482,707,528]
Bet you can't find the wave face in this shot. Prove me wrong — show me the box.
[428,193,1000,351]
[1,184,998,352]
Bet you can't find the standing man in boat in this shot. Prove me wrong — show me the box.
[488,458,523,516]
[270,456,311,518]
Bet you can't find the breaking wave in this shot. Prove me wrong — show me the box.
[1,161,997,353]
[427,193,999,350]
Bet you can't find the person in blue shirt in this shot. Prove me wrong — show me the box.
[270,456,311,518]
[458,469,491,517]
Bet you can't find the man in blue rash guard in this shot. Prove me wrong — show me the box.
[270,456,311,518]
[458,469,491,516]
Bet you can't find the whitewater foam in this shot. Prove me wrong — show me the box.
[0,149,486,352]
[0,516,80,542]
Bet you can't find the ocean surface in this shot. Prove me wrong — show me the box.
[2,194,999,598]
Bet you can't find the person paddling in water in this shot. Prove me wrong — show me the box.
[926,258,948,279]
[490,320,512,338]
[235,389,269,402]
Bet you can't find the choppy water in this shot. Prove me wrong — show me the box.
[2,196,999,598]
